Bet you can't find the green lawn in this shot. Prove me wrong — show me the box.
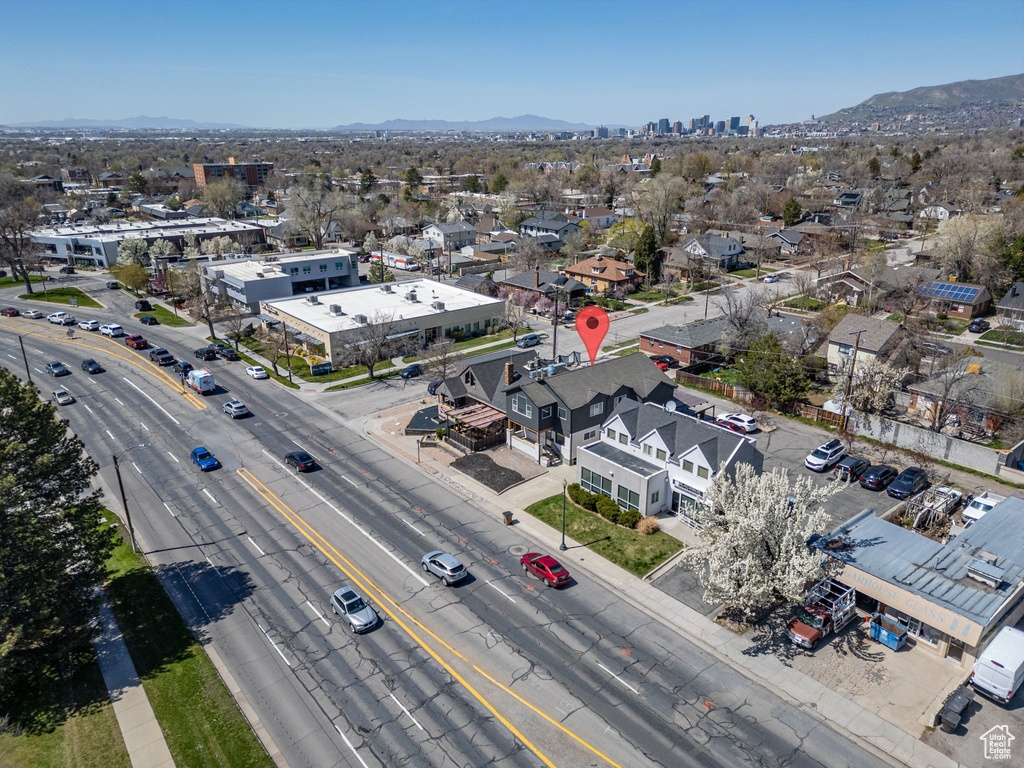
[628,290,668,302]
[602,338,640,352]
[0,275,48,288]
[980,328,1024,346]
[701,367,742,385]
[134,304,192,327]
[102,513,275,768]
[524,495,683,578]
[729,267,777,278]
[786,296,825,311]
[629,307,649,315]
[18,287,103,309]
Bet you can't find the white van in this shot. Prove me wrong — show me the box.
[100,324,124,338]
[971,626,1024,704]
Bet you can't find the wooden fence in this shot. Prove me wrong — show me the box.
[443,429,506,453]
[796,404,843,428]
[674,370,749,401]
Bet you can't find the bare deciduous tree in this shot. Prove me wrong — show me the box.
[424,337,464,384]
[0,177,44,294]
[340,311,409,380]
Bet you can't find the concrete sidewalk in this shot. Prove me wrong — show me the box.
[361,404,962,768]
[92,597,175,768]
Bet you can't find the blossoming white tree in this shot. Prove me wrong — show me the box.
[680,464,842,614]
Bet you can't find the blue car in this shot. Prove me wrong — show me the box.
[190,447,221,471]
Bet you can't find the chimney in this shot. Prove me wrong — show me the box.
[1014,285,1019,298]
[505,361,515,385]
[534,267,539,288]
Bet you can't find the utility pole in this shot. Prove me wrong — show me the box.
[838,329,866,432]
[18,336,31,384]
[112,454,137,552]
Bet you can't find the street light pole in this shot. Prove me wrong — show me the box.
[112,453,137,553]
[560,479,568,551]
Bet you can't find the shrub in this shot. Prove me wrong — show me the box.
[567,483,598,511]
[618,508,642,529]
[595,495,621,524]
[636,516,661,535]
[435,428,447,439]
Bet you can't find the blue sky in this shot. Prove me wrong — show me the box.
[2,0,1020,127]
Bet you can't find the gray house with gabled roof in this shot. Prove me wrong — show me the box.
[500,269,587,301]
[578,400,762,518]
[505,352,675,464]
[677,233,745,271]
[640,317,731,366]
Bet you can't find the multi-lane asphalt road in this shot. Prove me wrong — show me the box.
[0,285,897,768]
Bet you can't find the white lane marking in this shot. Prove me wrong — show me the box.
[291,439,304,447]
[333,724,370,768]
[106,429,115,440]
[487,581,516,604]
[114,397,124,405]
[32,348,43,354]
[131,462,141,474]
[262,449,429,586]
[166,451,180,463]
[202,488,216,503]
[402,520,425,536]
[305,600,330,628]
[32,367,44,375]
[163,502,176,518]
[140,422,150,431]
[247,536,265,556]
[388,693,425,731]
[597,662,640,694]
[122,377,180,425]
[259,624,291,668]
[342,475,358,487]
[205,556,221,576]
[6,354,15,359]
[83,403,94,414]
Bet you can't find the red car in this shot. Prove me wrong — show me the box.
[125,334,148,349]
[520,553,570,588]
[653,360,670,372]
[0,307,20,317]
[714,420,746,434]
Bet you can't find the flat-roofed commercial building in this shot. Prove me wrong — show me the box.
[193,159,273,190]
[261,279,505,367]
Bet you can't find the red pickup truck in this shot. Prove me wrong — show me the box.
[125,334,148,349]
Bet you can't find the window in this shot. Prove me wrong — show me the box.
[614,395,625,406]
[511,394,532,418]
[617,485,640,512]
[581,468,612,497]
[541,405,552,418]
[643,444,652,455]
[606,429,616,440]
[683,460,694,473]
[335,262,345,270]
[302,266,311,274]
[558,407,567,420]
[618,433,628,445]
[658,342,663,348]
[656,449,667,461]
[589,401,604,417]
[837,343,852,355]
[583,430,598,440]
[651,491,660,504]
[676,346,682,353]
[319,264,328,272]
[289,267,299,275]
[697,466,709,479]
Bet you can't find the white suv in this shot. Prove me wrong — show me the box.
[100,324,124,337]
[47,311,68,324]
[805,439,846,472]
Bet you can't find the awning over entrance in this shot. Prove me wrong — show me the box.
[444,402,506,429]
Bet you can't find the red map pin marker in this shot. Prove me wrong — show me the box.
[576,305,609,366]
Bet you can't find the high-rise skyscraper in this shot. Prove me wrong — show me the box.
[688,118,696,131]
[701,114,710,128]
[715,120,726,133]
[743,114,755,126]
[672,120,682,134]
[596,125,609,139]
[657,118,670,134]
[729,116,740,130]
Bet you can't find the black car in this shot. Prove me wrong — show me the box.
[834,456,870,482]
[217,347,240,361]
[400,364,422,379]
[135,299,152,311]
[649,355,679,369]
[427,380,442,395]
[140,315,159,326]
[149,348,175,365]
[45,361,70,377]
[81,358,103,374]
[106,280,120,289]
[284,451,317,472]
[968,319,991,333]
[173,360,194,376]
[887,467,929,499]
[194,347,218,361]
[860,465,899,491]
[59,266,75,274]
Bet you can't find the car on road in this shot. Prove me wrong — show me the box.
[714,420,746,434]
[139,315,158,326]
[0,307,20,317]
[125,335,148,349]
[887,467,929,499]
[653,359,670,371]
[516,333,541,349]
[190,447,221,471]
[329,586,378,633]
[400,364,422,379]
[217,347,240,361]
[78,319,99,331]
[833,456,870,482]
[59,266,75,274]
[223,400,249,418]
[357,254,371,263]
[45,360,70,376]
[717,413,757,433]
[208,341,227,351]
[968,318,991,333]
[134,299,152,311]
[47,311,68,324]
[520,552,570,588]
[21,309,42,319]
[60,315,77,326]
[194,347,218,361]
[649,355,678,369]
[921,340,954,357]
[859,465,899,491]
[149,348,174,365]
[284,451,317,472]
[762,274,780,283]
[80,358,103,374]
[804,438,846,472]
[106,280,120,289]
[51,389,74,406]
[246,365,268,379]
[427,380,442,395]
[421,551,468,586]
[99,323,124,337]
[172,360,193,376]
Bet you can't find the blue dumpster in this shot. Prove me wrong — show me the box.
[870,613,908,650]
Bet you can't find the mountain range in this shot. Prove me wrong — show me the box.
[8,115,251,130]
[331,114,596,132]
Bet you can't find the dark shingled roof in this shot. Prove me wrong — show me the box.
[642,317,730,349]
[438,348,537,409]
[501,270,586,295]
[514,352,670,410]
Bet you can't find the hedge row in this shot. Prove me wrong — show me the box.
[566,483,642,530]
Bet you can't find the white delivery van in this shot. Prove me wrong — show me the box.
[186,368,215,394]
[971,626,1024,704]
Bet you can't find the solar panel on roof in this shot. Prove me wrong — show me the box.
[919,282,981,302]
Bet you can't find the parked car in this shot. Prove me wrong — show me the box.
[717,413,757,433]
[125,335,148,350]
[134,299,152,311]
[194,347,218,361]
[172,360,194,376]
[78,319,99,331]
[208,341,227,351]
[59,266,75,274]
[106,280,120,289]
[139,315,158,326]
[762,273,780,283]
[47,311,68,324]
[968,319,991,333]
[246,365,268,379]
[714,420,746,434]
[420,551,468,586]
[80,358,103,374]
[921,340,954,357]
[59,315,77,326]
[99,323,124,337]
[223,400,249,418]
[217,347,240,361]
[284,451,317,472]
[804,439,846,472]
[649,355,679,369]
[0,307,20,317]
[357,254,371,263]
[834,456,870,482]
[190,447,221,471]
[516,333,541,348]
[860,465,899,491]
[21,309,42,319]
[520,553,570,588]
[329,586,378,633]
[45,361,69,377]
[427,380,442,395]
[887,467,929,499]
[653,360,670,371]
[401,364,422,379]
[52,390,74,406]
[149,348,174,365]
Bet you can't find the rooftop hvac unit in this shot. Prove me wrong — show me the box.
[256,272,264,278]
[405,291,418,302]
[431,301,445,310]
[380,284,393,293]
[306,294,319,305]
[329,304,343,316]
[354,314,368,325]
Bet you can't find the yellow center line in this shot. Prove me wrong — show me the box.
[234,467,608,768]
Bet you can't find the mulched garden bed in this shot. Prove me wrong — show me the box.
[451,453,524,493]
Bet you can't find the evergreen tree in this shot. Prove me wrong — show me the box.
[360,168,376,194]
[648,157,662,178]
[909,151,923,174]
[490,172,509,195]
[404,166,422,187]
[782,197,802,227]
[735,334,809,406]
[369,259,395,284]
[633,225,660,287]
[867,156,881,178]
[460,174,481,193]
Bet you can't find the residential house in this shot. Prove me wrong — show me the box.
[568,207,618,229]
[816,264,941,309]
[677,233,745,271]
[640,317,730,366]
[563,254,644,294]
[519,210,581,245]
[577,400,763,519]
[916,280,991,320]
[996,282,1024,327]
[905,358,1020,436]
[453,273,499,297]
[919,203,963,222]
[765,229,805,255]
[423,221,477,252]
[505,352,675,464]
[826,314,903,375]
[499,269,587,302]
[833,190,864,209]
